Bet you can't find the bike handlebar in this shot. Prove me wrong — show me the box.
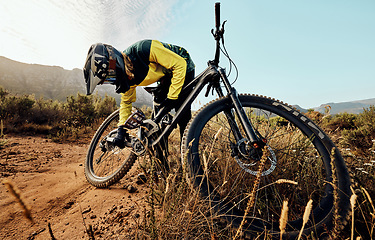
[215,2,220,31]
[212,2,221,66]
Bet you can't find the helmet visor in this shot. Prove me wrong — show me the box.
[87,69,103,95]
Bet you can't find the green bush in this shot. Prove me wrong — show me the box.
[0,87,9,99]
[322,112,357,132]
[64,93,96,126]
[304,107,375,153]
[93,94,117,117]
[305,109,324,124]
[0,95,35,125]
[341,106,375,151]
[0,87,119,141]
[29,98,63,125]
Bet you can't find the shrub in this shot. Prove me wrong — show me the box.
[341,106,375,151]
[0,95,35,125]
[0,86,9,99]
[0,88,119,141]
[305,109,324,124]
[64,93,96,127]
[93,94,117,117]
[322,112,357,132]
[29,98,63,125]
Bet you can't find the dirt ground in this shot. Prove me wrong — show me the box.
[0,135,150,240]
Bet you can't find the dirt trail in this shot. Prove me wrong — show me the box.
[0,135,148,239]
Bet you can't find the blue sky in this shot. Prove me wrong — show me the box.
[1,0,374,109]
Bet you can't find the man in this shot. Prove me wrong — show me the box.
[83,40,195,148]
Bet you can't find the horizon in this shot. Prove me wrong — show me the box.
[1,0,374,109]
[1,53,375,113]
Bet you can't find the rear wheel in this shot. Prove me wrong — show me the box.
[85,110,137,188]
[182,94,351,239]
[85,110,169,188]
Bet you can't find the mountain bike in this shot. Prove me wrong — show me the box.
[84,3,351,238]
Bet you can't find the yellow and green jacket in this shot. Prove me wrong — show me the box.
[118,40,195,126]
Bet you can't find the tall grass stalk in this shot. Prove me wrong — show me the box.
[233,149,268,240]
[256,179,298,192]
[297,199,313,240]
[330,148,340,238]
[2,179,33,223]
[359,186,375,239]
[350,192,358,240]
[1,119,3,137]
[148,155,158,240]
[180,139,206,239]
[0,119,6,149]
[361,186,375,217]
[275,179,298,185]
[202,127,223,237]
[279,200,289,240]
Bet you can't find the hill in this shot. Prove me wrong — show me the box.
[0,56,152,107]
[1,56,373,114]
[294,98,375,115]
[313,98,375,114]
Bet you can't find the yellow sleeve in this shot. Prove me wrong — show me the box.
[118,86,137,126]
[149,40,187,100]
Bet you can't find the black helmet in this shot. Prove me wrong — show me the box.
[83,43,129,95]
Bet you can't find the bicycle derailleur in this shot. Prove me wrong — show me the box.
[98,129,147,156]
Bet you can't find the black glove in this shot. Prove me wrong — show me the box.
[162,98,178,110]
[113,126,129,149]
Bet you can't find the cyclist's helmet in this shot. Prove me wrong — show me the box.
[83,43,128,95]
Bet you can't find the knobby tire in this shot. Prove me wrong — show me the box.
[182,94,351,239]
[85,109,137,188]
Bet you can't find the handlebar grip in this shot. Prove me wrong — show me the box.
[215,2,220,30]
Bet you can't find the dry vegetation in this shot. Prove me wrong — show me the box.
[1,87,374,239]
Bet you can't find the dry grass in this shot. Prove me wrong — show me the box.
[2,179,33,223]
[233,149,268,240]
[279,200,289,240]
[351,192,358,240]
[331,148,340,239]
[297,199,313,240]
[2,90,374,239]
[136,110,342,239]
[134,130,235,239]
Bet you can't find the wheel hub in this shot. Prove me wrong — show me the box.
[132,137,147,155]
[233,140,277,176]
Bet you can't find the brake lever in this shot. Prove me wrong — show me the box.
[221,21,227,33]
[211,20,227,41]
[221,20,227,44]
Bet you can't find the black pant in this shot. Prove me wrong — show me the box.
[156,70,195,138]
[174,70,195,138]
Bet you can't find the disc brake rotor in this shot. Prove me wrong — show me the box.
[234,140,277,176]
[132,137,147,155]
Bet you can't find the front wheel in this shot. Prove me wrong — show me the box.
[182,94,351,239]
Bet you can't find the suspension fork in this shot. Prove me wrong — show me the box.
[216,67,261,143]
[214,85,243,142]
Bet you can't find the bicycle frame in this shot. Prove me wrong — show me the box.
[150,63,261,149]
